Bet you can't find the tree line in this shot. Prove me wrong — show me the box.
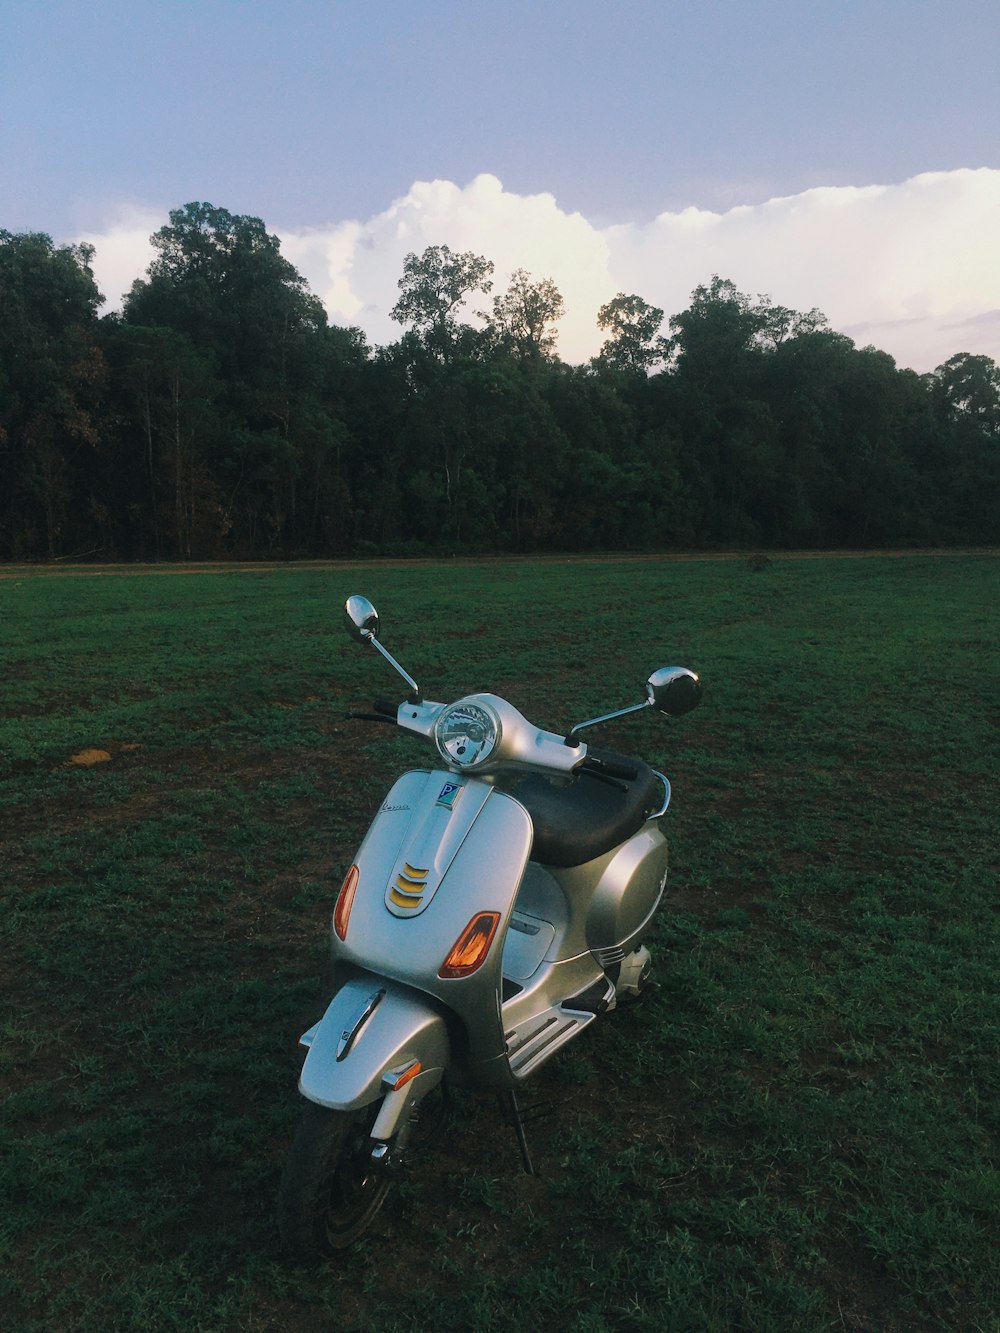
[1,203,997,561]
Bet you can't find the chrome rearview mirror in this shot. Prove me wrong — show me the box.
[343,594,422,703]
[646,666,702,717]
[344,594,380,643]
[570,664,701,737]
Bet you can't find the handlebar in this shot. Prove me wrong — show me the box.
[345,697,400,724]
[580,754,639,783]
[350,699,646,792]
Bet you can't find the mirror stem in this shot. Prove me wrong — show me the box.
[365,632,422,704]
[568,700,650,740]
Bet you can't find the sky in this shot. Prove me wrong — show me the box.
[2,0,999,371]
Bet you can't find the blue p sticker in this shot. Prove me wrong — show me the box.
[437,781,462,808]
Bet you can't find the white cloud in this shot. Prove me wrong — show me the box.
[602,168,1000,372]
[79,169,1000,372]
[278,175,614,356]
[76,206,160,309]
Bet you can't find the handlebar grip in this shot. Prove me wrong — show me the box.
[586,755,639,782]
[373,696,400,720]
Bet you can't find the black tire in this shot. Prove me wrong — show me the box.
[277,1100,391,1258]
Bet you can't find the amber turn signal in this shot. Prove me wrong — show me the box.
[333,865,360,941]
[439,911,501,978]
[390,1060,423,1091]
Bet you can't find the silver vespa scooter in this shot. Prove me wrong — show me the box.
[278,595,701,1256]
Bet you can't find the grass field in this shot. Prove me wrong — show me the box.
[1,553,997,1331]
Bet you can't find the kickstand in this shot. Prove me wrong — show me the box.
[497,1089,538,1176]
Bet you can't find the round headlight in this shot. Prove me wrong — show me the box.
[434,701,501,769]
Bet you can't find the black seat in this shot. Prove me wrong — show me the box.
[501,748,663,868]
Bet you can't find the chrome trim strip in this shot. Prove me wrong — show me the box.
[335,987,386,1062]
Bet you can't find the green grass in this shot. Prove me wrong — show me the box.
[1,553,997,1331]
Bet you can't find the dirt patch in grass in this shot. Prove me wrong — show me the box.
[2,547,997,580]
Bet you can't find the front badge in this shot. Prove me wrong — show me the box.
[436,781,462,809]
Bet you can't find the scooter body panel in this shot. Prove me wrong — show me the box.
[497,835,667,1080]
[325,773,669,1094]
[505,825,668,960]
[333,770,534,1076]
[557,821,669,963]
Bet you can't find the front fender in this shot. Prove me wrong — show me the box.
[298,976,450,1112]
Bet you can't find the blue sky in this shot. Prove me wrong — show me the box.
[2,0,998,369]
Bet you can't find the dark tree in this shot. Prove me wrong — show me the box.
[0,232,106,558]
[3,206,995,561]
[123,203,341,555]
[486,270,565,361]
[595,293,667,374]
[390,245,494,360]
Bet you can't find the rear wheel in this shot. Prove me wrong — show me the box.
[278,1100,391,1257]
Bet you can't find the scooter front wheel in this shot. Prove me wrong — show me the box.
[278,1100,390,1257]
